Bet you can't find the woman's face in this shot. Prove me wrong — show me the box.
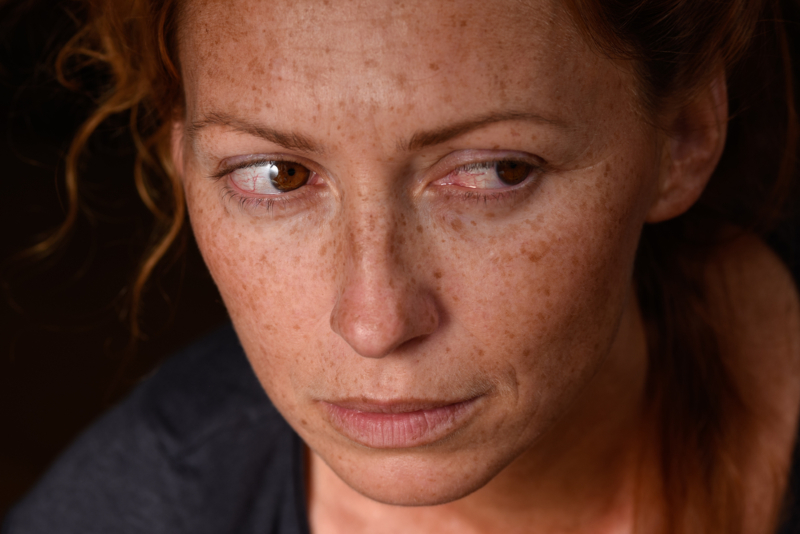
[176,0,662,505]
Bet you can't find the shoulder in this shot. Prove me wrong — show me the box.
[3,325,301,534]
[140,323,284,455]
[704,231,800,531]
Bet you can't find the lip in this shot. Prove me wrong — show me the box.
[321,396,483,449]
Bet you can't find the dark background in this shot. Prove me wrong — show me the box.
[1,0,800,524]
[0,1,228,518]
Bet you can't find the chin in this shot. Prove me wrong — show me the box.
[317,443,512,506]
[345,471,493,507]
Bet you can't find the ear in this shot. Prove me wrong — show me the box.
[170,120,187,180]
[646,71,728,223]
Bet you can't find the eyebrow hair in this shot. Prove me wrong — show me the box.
[187,111,322,153]
[187,109,564,154]
[403,111,565,151]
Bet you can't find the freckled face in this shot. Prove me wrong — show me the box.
[177,0,660,505]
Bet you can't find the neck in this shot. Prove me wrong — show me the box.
[308,291,652,534]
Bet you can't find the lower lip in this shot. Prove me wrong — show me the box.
[322,398,481,449]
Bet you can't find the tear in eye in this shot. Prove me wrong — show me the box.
[496,161,533,185]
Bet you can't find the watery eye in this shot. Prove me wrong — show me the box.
[230,161,311,194]
[441,159,539,190]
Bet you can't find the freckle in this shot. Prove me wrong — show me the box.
[416,225,423,233]
[319,243,327,256]
[470,220,476,226]
[460,19,467,27]
[486,212,496,218]
[429,62,440,71]
[434,271,442,279]
[450,218,463,231]
[453,295,459,301]
[446,347,451,353]
[293,324,300,331]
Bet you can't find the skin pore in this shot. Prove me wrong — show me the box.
[167,0,779,532]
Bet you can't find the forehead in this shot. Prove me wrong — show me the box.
[178,0,629,146]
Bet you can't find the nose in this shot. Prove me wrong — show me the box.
[329,206,439,359]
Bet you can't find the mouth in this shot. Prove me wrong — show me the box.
[320,396,484,449]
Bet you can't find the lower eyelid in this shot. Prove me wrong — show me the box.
[220,178,328,216]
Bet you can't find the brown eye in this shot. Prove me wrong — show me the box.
[272,162,310,191]
[495,161,533,185]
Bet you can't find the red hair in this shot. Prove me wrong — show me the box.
[566,0,798,531]
[51,0,799,531]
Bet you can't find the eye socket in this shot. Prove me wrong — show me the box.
[229,160,311,195]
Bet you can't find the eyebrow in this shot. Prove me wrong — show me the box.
[187,111,322,153]
[403,111,564,151]
[187,110,564,154]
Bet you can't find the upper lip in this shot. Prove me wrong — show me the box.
[321,396,482,414]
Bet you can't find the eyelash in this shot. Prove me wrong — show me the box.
[213,157,542,213]
[221,185,284,213]
[449,187,522,205]
[215,158,319,214]
[438,160,543,206]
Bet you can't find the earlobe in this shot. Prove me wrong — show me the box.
[646,72,728,223]
[171,120,186,180]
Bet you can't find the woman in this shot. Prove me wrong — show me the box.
[3,0,800,532]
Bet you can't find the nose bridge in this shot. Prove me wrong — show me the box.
[344,194,401,278]
[337,186,411,317]
[330,184,438,359]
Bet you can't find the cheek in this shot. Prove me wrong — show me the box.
[183,136,653,428]
[436,158,652,406]
[183,176,339,398]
